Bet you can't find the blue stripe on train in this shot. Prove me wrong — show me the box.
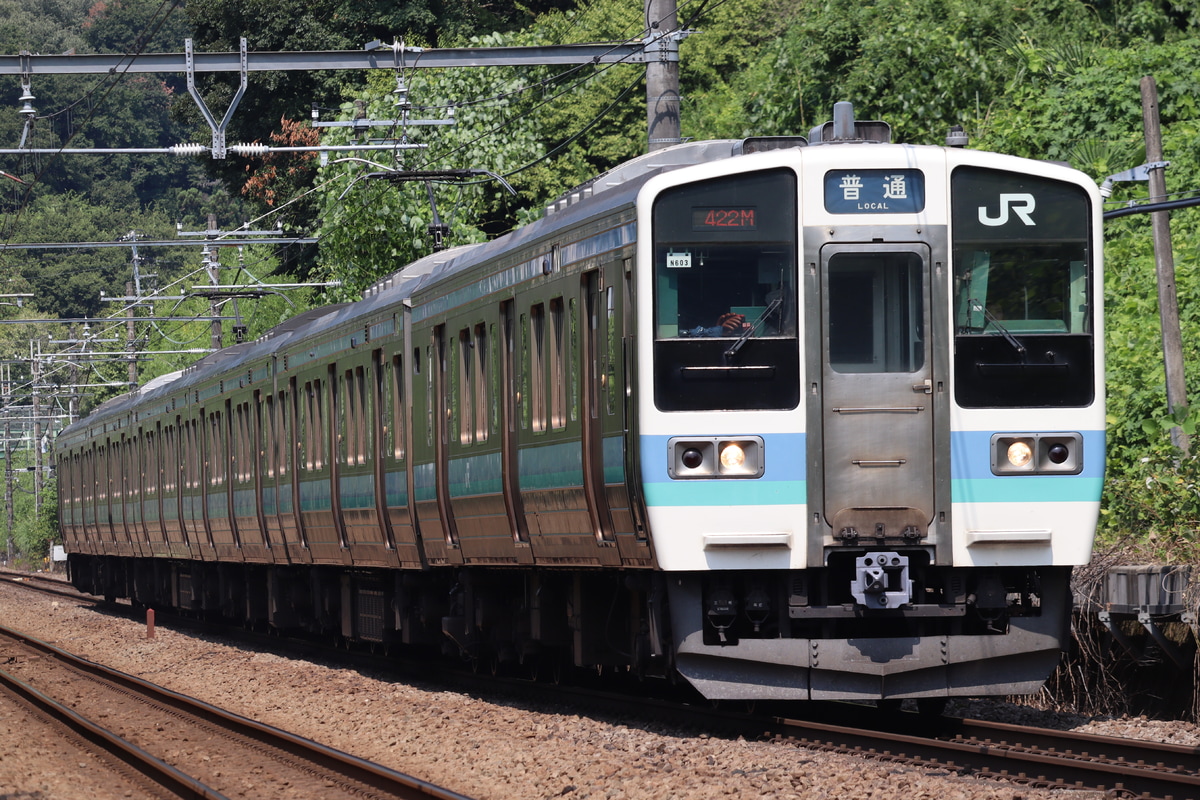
[638,430,1105,507]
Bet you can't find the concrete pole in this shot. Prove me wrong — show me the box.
[1141,75,1189,455]
[645,0,681,152]
[126,281,138,388]
[32,347,41,513]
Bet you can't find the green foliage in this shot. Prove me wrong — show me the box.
[0,193,179,320]
[313,32,548,296]
[691,0,1102,144]
[12,475,56,564]
[1100,452,1200,544]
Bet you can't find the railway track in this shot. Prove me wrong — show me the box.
[0,622,476,800]
[5,572,1197,799]
[765,710,1200,799]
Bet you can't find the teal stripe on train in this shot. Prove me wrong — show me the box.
[644,480,806,507]
[603,434,626,484]
[951,477,1104,503]
[338,473,376,510]
[519,439,584,491]
[449,450,503,497]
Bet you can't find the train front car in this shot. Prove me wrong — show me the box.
[637,121,1104,703]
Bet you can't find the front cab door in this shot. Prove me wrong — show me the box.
[819,243,934,544]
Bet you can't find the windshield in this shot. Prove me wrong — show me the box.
[651,168,800,411]
[951,166,1094,407]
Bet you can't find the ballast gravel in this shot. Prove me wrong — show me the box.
[1,573,1194,800]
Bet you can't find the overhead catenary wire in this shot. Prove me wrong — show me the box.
[5,0,723,428]
[4,0,185,233]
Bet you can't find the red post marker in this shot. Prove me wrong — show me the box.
[146,608,155,640]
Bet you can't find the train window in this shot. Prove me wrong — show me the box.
[296,386,307,471]
[653,169,797,340]
[350,368,361,465]
[347,372,357,465]
[489,322,501,435]
[243,402,253,482]
[604,286,618,417]
[194,419,203,489]
[262,396,274,478]
[303,382,315,470]
[569,298,580,422]
[474,323,489,443]
[827,251,924,373]
[458,329,472,445]
[338,371,351,465]
[207,414,217,486]
[518,314,529,431]
[182,421,191,490]
[531,304,546,432]
[550,299,566,430]
[315,378,326,470]
[951,166,1094,407]
[391,355,405,460]
[425,345,435,447]
[358,366,371,466]
[239,405,247,482]
[278,391,290,477]
[146,431,156,497]
[651,168,801,411]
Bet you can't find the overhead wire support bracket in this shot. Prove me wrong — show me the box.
[186,37,248,159]
[1099,160,1170,198]
[641,27,692,63]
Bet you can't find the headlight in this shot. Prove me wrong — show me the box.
[719,443,745,469]
[669,437,764,478]
[1006,440,1033,468]
[991,433,1083,475]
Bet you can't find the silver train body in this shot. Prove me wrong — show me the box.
[57,112,1104,702]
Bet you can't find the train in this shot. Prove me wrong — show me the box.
[56,103,1105,706]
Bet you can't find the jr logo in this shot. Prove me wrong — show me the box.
[978,193,1037,227]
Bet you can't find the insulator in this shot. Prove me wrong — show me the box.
[229,143,270,156]
[169,143,207,156]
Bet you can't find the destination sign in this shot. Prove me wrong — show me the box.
[824,169,925,214]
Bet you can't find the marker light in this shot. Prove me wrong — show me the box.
[1006,441,1033,468]
[991,433,1084,475]
[668,436,764,479]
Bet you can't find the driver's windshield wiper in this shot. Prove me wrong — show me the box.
[725,296,783,360]
[969,298,1026,361]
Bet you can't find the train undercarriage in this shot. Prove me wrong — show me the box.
[67,553,1072,702]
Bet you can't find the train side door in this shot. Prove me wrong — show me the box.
[819,243,935,542]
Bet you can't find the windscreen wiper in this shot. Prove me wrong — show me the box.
[969,298,1026,361]
[725,296,783,360]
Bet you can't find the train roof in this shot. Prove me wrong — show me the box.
[59,136,802,439]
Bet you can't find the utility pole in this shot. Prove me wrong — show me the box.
[203,214,224,351]
[3,364,10,566]
[68,325,78,424]
[645,0,682,152]
[126,281,138,387]
[31,343,41,514]
[1141,75,1189,455]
